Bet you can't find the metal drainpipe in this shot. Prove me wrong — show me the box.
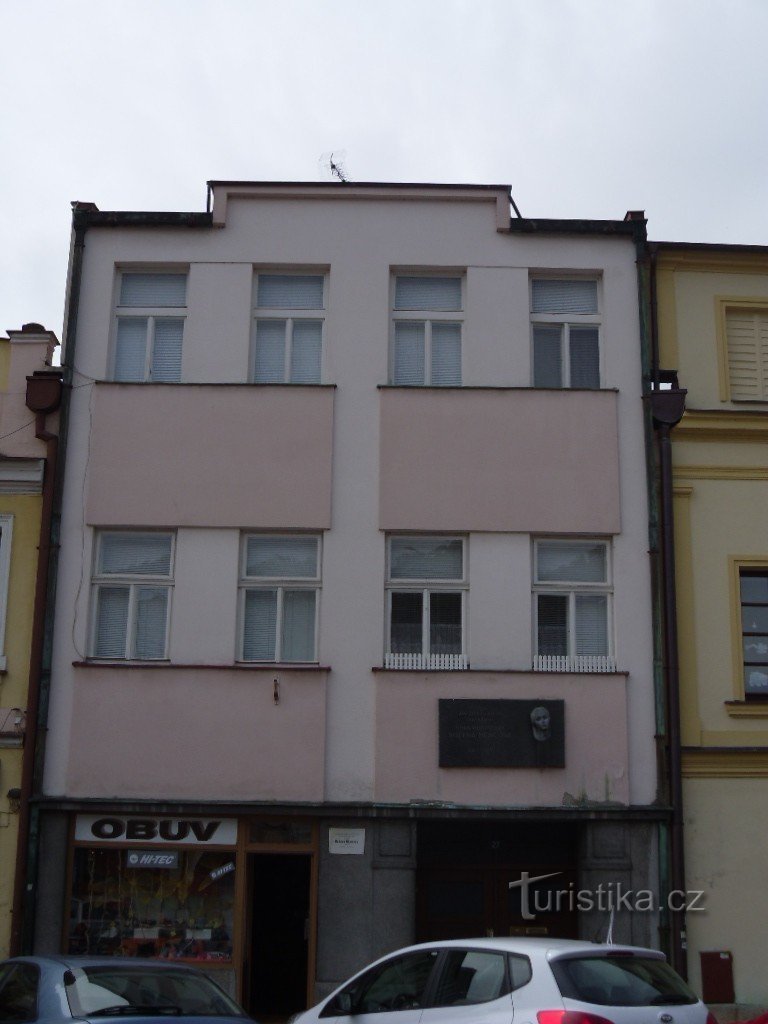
[9,383,62,956]
[15,211,88,953]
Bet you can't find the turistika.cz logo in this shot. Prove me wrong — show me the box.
[508,871,706,920]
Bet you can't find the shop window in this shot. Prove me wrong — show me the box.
[69,848,235,962]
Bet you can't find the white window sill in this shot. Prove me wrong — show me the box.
[384,653,468,670]
[534,655,616,673]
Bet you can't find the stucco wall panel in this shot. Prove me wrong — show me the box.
[374,671,629,805]
[65,667,327,801]
[380,389,621,533]
[86,383,334,528]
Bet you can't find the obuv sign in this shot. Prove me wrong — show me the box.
[74,814,238,846]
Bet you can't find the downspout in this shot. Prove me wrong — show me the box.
[10,376,62,956]
[14,207,89,953]
[644,244,688,977]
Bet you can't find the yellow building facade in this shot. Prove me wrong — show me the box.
[0,325,59,959]
[656,246,768,1013]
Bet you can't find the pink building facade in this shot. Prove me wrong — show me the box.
[33,184,659,1016]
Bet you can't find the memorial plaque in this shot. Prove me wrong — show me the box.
[439,699,565,768]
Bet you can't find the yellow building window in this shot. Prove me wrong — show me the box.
[725,307,768,400]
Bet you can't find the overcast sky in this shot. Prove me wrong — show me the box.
[2,0,768,339]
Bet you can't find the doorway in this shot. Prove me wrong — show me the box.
[246,853,312,1021]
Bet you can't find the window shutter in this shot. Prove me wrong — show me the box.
[281,590,316,661]
[290,321,322,383]
[94,586,129,658]
[151,319,183,382]
[257,275,324,309]
[531,279,598,314]
[390,537,463,580]
[115,318,148,381]
[134,587,168,658]
[254,321,287,382]
[120,273,187,308]
[533,325,563,387]
[393,323,426,385]
[537,594,568,655]
[243,589,277,660]
[569,326,600,388]
[431,323,462,385]
[99,534,172,576]
[395,277,462,311]
[246,536,318,578]
[537,542,606,583]
[726,310,768,400]
[575,594,608,655]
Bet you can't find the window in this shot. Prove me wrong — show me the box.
[724,306,768,400]
[91,532,174,660]
[432,949,510,1006]
[739,570,768,698]
[533,539,615,671]
[0,962,39,1022]
[114,272,186,382]
[0,515,13,671]
[240,535,320,662]
[391,275,462,385]
[531,277,600,388]
[385,536,467,669]
[321,949,440,1017]
[252,273,324,383]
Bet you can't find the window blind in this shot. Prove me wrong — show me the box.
[243,590,277,660]
[395,276,462,311]
[93,587,129,658]
[151,319,183,382]
[134,588,169,659]
[537,542,606,583]
[290,321,322,383]
[393,322,425,385]
[726,310,768,400]
[569,327,600,388]
[429,592,462,654]
[575,594,608,655]
[246,536,318,578]
[120,273,187,308]
[115,319,148,381]
[390,592,423,654]
[254,321,286,382]
[390,538,463,580]
[257,275,324,309]
[431,323,462,385]
[533,326,562,387]
[281,590,316,661]
[537,594,568,655]
[99,533,172,576]
[531,279,598,314]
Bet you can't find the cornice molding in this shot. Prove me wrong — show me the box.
[673,465,768,481]
[656,251,768,275]
[682,748,768,778]
[674,410,768,442]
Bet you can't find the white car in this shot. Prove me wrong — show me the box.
[292,938,715,1024]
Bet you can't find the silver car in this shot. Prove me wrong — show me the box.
[0,955,253,1023]
[292,938,715,1024]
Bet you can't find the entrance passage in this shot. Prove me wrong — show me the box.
[247,853,311,1021]
[416,821,579,941]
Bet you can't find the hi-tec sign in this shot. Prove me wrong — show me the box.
[75,815,237,846]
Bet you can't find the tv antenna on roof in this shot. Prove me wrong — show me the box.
[320,150,349,183]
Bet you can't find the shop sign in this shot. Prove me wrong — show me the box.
[126,850,179,869]
[329,827,366,855]
[75,815,238,846]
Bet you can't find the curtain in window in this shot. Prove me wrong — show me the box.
[243,590,277,660]
[395,277,462,311]
[431,323,462,385]
[575,594,608,655]
[246,536,318,578]
[134,588,169,659]
[393,323,425,385]
[390,537,462,579]
[430,592,462,654]
[537,542,606,583]
[254,321,286,382]
[94,587,129,658]
[120,273,187,307]
[99,534,172,576]
[569,327,600,388]
[151,319,183,382]
[537,594,567,655]
[257,275,324,309]
[533,325,562,387]
[290,321,322,383]
[531,279,598,314]
[115,318,148,381]
[281,590,316,661]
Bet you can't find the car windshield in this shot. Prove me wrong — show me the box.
[65,965,246,1017]
[551,955,698,1007]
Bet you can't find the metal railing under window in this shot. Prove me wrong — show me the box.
[534,654,616,673]
[384,652,468,670]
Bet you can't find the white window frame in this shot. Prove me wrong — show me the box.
[390,273,464,386]
[89,531,175,661]
[532,538,615,672]
[238,534,321,663]
[530,276,602,389]
[0,515,14,670]
[385,534,468,669]
[251,272,326,384]
[112,270,187,383]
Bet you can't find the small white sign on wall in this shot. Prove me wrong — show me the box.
[329,827,366,855]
